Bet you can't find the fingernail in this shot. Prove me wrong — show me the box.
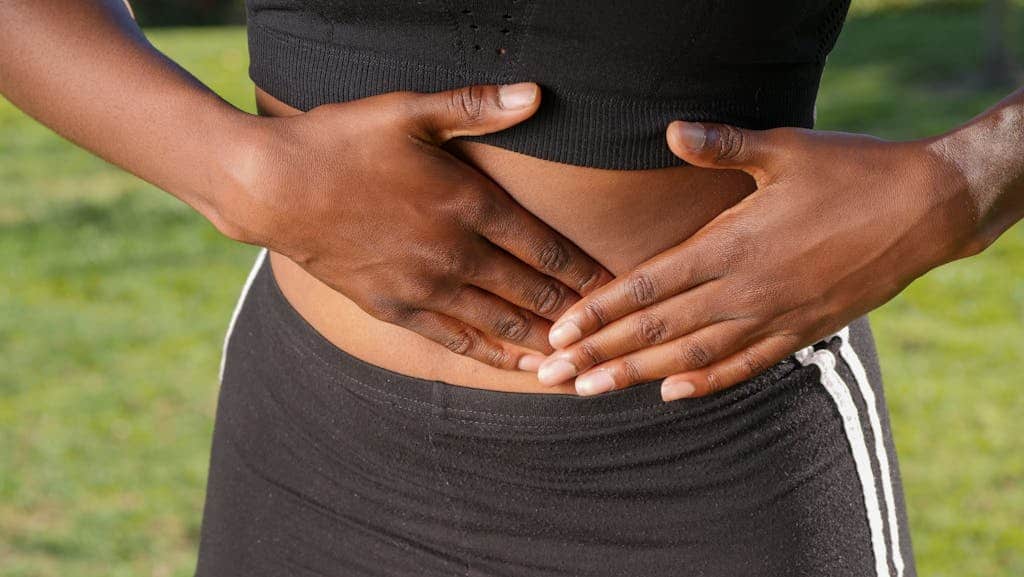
[575,370,616,396]
[549,321,582,349]
[498,82,537,109]
[517,354,544,372]
[661,378,696,402]
[537,359,578,385]
[672,121,706,151]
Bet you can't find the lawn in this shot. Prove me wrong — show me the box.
[1,4,1022,577]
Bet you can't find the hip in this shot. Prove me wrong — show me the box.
[200,249,915,576]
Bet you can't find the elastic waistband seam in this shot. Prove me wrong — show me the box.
[246,20,819,169]
[250,260,807,425]
[247,20,822,108]
[256,262,724,422]
[261,304,674,424]
[246,19,819,170]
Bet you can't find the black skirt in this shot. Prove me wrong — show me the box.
[195,249,917,577]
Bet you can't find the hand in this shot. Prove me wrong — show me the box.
[217,82,614,370]
[534,120,979,400]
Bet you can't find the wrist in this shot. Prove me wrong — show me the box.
[201,109,280,245]
[205,110,307,254]
[925,89,1024,259]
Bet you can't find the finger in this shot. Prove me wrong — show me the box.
[470,243,580,321]
[473,190,615,299]
[441,284,554,354]
[660,334,800,401]
[666,121,772,177]
[546,242,716,349]
[401,308,539,371]
[405,82,541,143]
[535,280,723,385]
[570,320,754,396]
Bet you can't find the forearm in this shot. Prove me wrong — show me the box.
[929,86,1024,256]
[0,0,258,233]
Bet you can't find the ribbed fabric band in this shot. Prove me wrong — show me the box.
[248,21,824,170]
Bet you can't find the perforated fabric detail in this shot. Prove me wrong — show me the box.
[246,0,853,170]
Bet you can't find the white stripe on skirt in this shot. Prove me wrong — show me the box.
[795,329,890,577]
[835,326,906,577]
[218,247,269,385]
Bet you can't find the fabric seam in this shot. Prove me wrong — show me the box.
[257,278,803,425]
[247,20,821,108]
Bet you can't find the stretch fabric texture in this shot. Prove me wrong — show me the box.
[245,0,852,169]
[195,249,918,577]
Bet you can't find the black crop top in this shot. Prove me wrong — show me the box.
[246,1,852,170]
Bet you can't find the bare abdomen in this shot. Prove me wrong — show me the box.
[256,86,756,394]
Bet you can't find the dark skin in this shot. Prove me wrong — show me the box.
[0,0,613,371]
[240,86,617,368]
[535,94,1024,400]
[2,1,1022,402]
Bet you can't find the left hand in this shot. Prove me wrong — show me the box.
[533,120,981,401]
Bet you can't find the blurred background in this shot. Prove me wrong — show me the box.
[1,0,1021,576]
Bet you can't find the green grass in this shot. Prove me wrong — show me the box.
[1,5,1022,577]
[816,8,1024,575]
[0,29,255,577]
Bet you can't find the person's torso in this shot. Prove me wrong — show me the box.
[248,1,852,392]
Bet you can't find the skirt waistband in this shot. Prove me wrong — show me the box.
[248,249,815,425]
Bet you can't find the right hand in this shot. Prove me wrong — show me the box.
[218,82,614,370]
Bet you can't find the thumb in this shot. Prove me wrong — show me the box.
[666,120,771,175]
[407,82,541,144]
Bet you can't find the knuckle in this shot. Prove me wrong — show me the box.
[677,337,713,368]
[576,340,605,368]
[448,86,486,125]
[454,193,486,227]
[733,283,778,312]
[483,346,515,369]
[494,309,532,342]
[582,298,610,328]
[367,297,411,323]
[620,359,644,385]
[705,370,725,394]
[442,181,482,219]
[443,327,477,356]
[437,247,479,280]
[396,277,438,308]
[481,197,512,228]
[535,238,570,274]
[403,276,455,309]
[740,349,769,378]
[575,267,604,295]
[530,281,566,316]
[460,189,506,230]
[626,270,658,306]
[438,282,471,310]
[712,231,748,272]
[634,312,669,346]
[713,124,745,161]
